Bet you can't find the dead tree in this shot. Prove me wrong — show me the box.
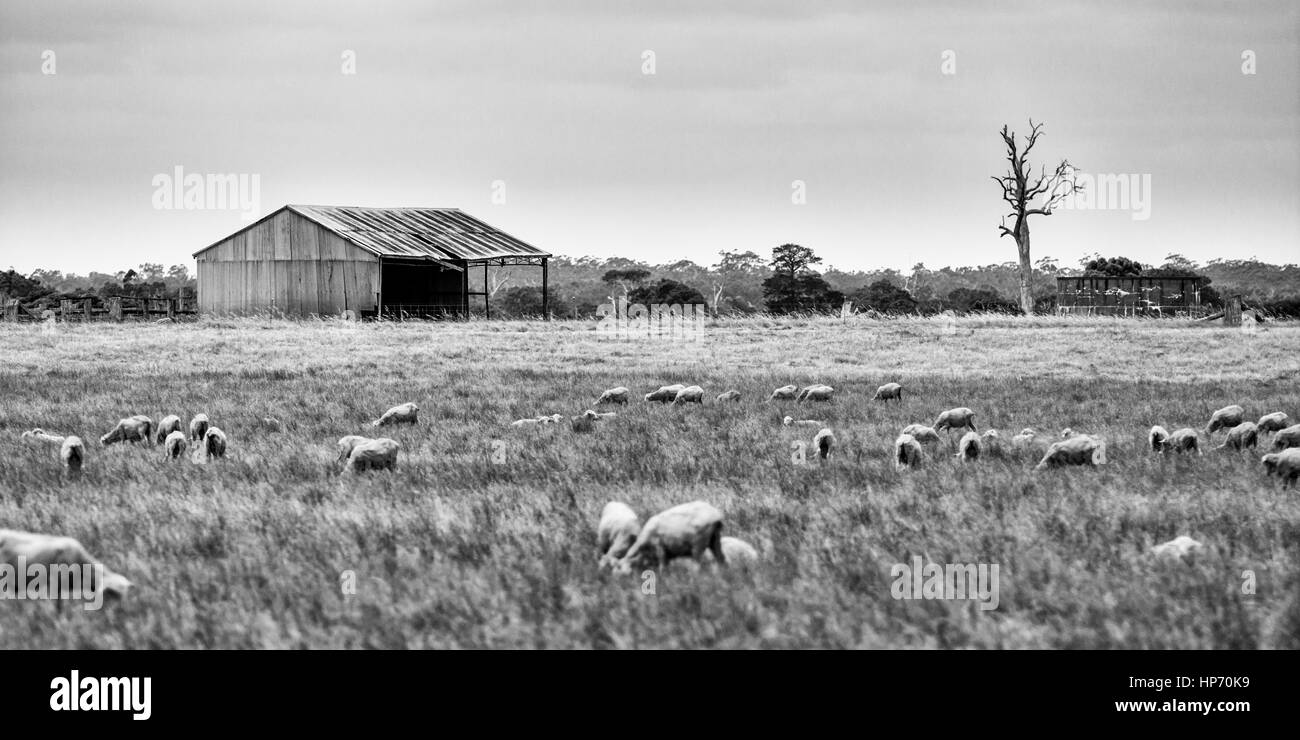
[993,120,1082,314]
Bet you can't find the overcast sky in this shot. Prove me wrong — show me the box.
[1,0,1296,275]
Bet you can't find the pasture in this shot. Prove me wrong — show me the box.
[1,314,1298,649]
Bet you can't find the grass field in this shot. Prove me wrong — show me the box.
[2,314,1298,649]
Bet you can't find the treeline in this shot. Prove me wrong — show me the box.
[0,264,196,308]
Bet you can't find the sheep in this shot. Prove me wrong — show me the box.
[1261,449,1300,488]
[1035,434,1107,470]
[1161,428,1200,454]
[189,413,210,442]
[715,390,742,403]
[933,407,976,433]
[582,409,617,422]
[956,430,981,461]
[163,430,187,460]
[767,384,798,402]
[261,416,284,432]
[539,413,565,424]
[796,384,835,402]
[155,415,183,444]
[1148,425,1170,452]
[1206,404,1245,435]
[345,437,401,472]
[1270,424,1300,452]
[894,433,923,470]
[0,529,133,608]
[784,416,826,427]
[203,427,227,460]
[571,414,596,433]
[900,423,941,446]
[596,502,641,569]
[61,436,85,476]
[596,387,630,405]
[615,501,725,573]
[1150,535,1203,560]
[337,435,371,464]
[1059,427,1077,438]
[718,536,759,565]
[1257,412,1290,434]
[644,384,686,403]
[1219,422,1259,451]
[372,402,419,427]
[813,427,835,460]
[100,415,153,446]
[1011,428,1038,447]
[873,382,903,403]
[672,385,705,405]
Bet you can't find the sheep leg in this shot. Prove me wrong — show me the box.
[708,524,726,567]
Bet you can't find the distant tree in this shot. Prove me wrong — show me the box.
[945,286,1015,313]
[601,268,651,298]
[497,286,567,317]
[852,279,917,314]
[763,273,844,314]
[166,264,191,284]
[770,243,822,279]
[1083,256,1144,277]
[709,249,766,315]
[629,278,707,307]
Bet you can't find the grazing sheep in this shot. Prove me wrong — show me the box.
[596,502,641,568]
[163,430,187,460]
[873,382,903,402]
[337,435,371,464]
[596,387,630,405]
[957,431,981,462]
[933,407,976,433]
[1035,435,1107,470]
[784,416,826,427]
[715,390,742,403]
[22,428,64,445]
[261,417,284,432]
[540,413,565,424]
[900,423,941,446]
[796,384,835,402]
[100,415,153,446]
[1206,404,1245,435]
[345,437,401,472]
[0,529,133,606]
[1148,425,1170,452]
[1219,422,1259,451]
[767,384,798,402]
[155,415,182,444]
[189,413,210,442]
[1261,449,1300,488]
[672,385,705,405]
[718,536,759,565]
[1011,428,1038,447]
[615,501,725,573]
[1270,424,1300,452]
[1257,412,1290,434]
[571,414,596,433]
[60,436,84,476]
[1059,427,1077,438]
[581,409,617,422]
[203,427,227,460]
[372,402,419,427]
[813,428,835,459]
[1150,535,1203,560]
[1161,428,1200,454]
[644,384,687,403]
[894,433,923,470]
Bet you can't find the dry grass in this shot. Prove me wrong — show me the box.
[1,315,1298,648]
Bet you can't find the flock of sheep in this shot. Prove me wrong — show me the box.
[10,382,1300,604]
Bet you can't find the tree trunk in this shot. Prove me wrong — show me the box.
[1015,224,1034,315]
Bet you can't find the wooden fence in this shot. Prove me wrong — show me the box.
[1,296,198,322]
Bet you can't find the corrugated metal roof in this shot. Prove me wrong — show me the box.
[289,205,551,262]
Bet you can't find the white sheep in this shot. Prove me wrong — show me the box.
[373,402,419,427]
[1257,412,1290,434]
[1219,422,1258,451]
[596,387,630,405]
[597,502,641,569]
[1270,424,1300,452]
[1011,428,1038,446]
[203,427,227,460]
[672,385,705,405]
[1035,434,1107,470]
[155,415,182,444]
[1161,428,1200,454]
[813,427,835,460]
[1150,535,1203,560]
[538,413,565,424]
[100,415,153,446]
[796,384,834,402]
[873,382,903,403]
[783,416,826,427]
[345,437,401,472]
[715,390,742,403]
[571,414,596,433]
[644,384,686,403]
[1261,448,1300,488]
[61,436,85,475]
[0,529,132,607]
[337,434,371,464]
[163,430,187,460]
[900,423,941,446]
[189,413,210,442]
[894,433,923,470]
[582,409,617,421]
[615,501,725,573]
[1148,425,1170,452]
[767,384,798,402]
[718,536,759,565]
[933,407,976,433]
[957,430,981,462]
[1206,404,1245,435]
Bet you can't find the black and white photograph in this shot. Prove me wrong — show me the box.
[0,0,1296,725]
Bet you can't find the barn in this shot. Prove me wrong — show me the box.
[193,205,551,318]
[1055,275,1207,317]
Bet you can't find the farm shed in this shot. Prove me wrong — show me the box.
[193,205,551,318]
[1055,275,1207,317]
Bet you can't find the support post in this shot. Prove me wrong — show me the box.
[484,263,490,319]
[107,297,123,321]
[82,299,93,322]
[461,261,469,319]
[541,258,549,320]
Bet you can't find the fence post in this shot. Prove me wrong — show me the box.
[3,299,18,322]
[60,299,73,322]
[82,299,93,321]
[167,298,175,320]
[1224,295,1242,327]
[107,297,123,321]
